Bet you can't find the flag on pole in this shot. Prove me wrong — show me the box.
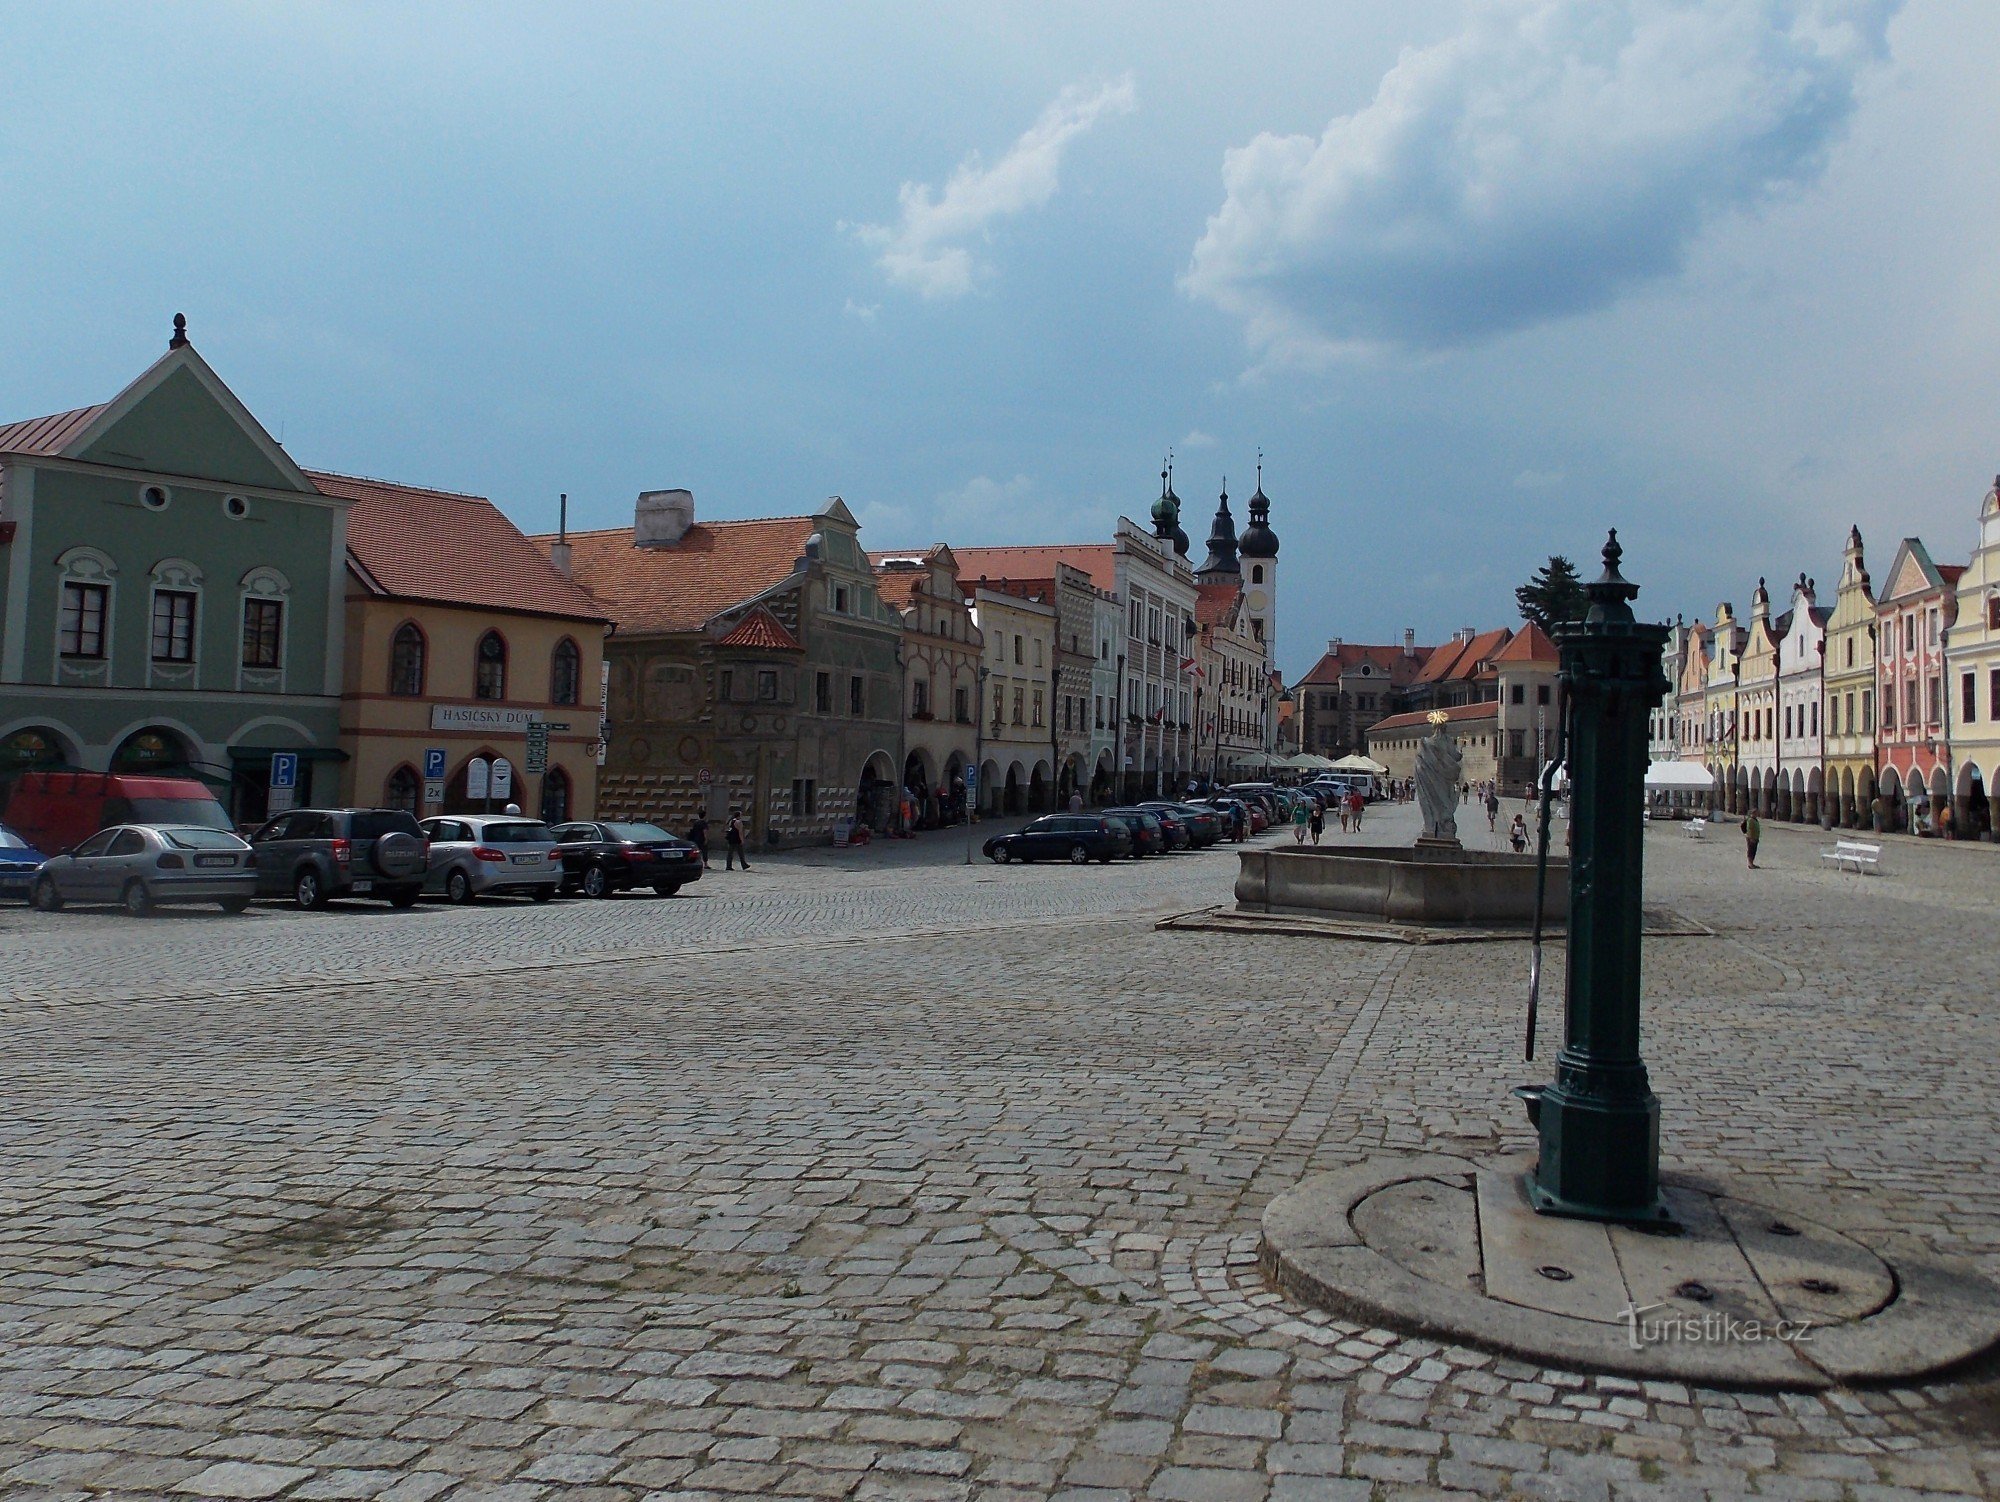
[1179,655,1203,679]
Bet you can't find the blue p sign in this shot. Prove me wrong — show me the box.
[424,747,447,780]
[269,752,299,790]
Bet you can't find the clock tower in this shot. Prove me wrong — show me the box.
[1238,457,1281,664]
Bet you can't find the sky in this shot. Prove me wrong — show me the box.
[2,1,1996,682]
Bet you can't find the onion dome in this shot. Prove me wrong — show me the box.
[1239,455,1280,559]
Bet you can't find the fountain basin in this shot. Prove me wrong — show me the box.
[1234,844,1568,927]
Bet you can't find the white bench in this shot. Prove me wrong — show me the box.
[1821,839,1881,874]
[1685,818,1707,840]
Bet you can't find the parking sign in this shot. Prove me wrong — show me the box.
[268,752,299,813]
[424,747,446,780]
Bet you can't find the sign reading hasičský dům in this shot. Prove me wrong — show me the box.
[430,704,546,733]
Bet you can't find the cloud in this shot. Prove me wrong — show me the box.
[842,298,881,323]
[1182,0,1897,364]
[1179,429,1216,449]
[853,76,1136,299]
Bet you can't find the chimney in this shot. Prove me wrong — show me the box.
[1403,627,1416,656]
[549,492,573,576]
[635,488,695,548]
[1327,636,1342,653]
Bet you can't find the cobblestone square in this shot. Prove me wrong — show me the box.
[4,807,1999,1500]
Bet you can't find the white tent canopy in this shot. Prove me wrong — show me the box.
[1646,760,1716,791]
[1331,754,1388,774]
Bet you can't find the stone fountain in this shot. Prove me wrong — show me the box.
[1232,714,1567,929]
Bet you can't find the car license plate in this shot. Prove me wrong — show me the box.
[511,853,541,865]
[351,879,374,892]
[194,854,236,868]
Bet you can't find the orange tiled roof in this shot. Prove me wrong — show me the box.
[313,471,609,622]
[1369,701,1498,736]
[1194,581,1240,628]
[533,516,816,634]
[1296,641,1422,687]
[1489,623,1558,664]
[715,605,802,651]
[950,544,1117,594]
[0,402,109,457]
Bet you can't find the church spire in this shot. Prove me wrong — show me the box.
[1197,479,1239,579]
[1240,449,1280,558]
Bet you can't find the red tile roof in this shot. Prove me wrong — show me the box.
[1489,623,1557,664]
[1414,627,1511,685]
[0,403,108,457]
[533,516,816,634]
[1194,581,1241,628]
[715,605,802,651]
[1369,700,1499,736]
[1296,642,1424,687]
[950,544,1117,594]
[311,470,609,622]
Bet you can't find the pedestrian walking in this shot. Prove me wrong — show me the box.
[1744,812,1761,869]
[725,808,750,870]
[1508,812,1528,852]
[1069,790,1084,814]
[1486,788,1499,833]
[1308,800,1324,844]
[688,813,711,868]
[1292,798,1310,844]
[1337,793,1351,833]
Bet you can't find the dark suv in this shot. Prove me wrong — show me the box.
[249,808,430,909]
[551,820,706,898]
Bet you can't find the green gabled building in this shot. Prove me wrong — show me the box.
[0,317,350,820]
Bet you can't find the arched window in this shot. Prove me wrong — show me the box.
[539,765,571,823]
[1251,565,1264,584]
[475,630,507,700]
[389,622,426,696]
[384,764,421,814]
[550,637,581,706]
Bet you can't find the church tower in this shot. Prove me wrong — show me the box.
[1151,459,1190,558]
[1238,455,1280,661]
[1196,482,1240,582]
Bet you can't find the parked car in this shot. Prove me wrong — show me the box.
[1142,801,1222,848]
[249,807,430,909]
[1194,797,1251,841]
[552,820,706,897]
[1,769,233,856]
[1142,804,1191,850]
[30,824,257,915]
[982,815,1132,864]
[0,824,49,901]
[1101,807,1166,857]
[420,815,563,902]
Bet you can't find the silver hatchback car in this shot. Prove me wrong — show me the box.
[31,824,259,916]
[419,815,563,903]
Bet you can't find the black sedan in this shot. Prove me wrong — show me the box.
[983,814,1132,864]
[1101,807,1166,857]
[551,821,706,896]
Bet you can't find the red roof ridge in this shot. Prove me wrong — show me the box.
[305,468,488,504]
[716,606,804,651]
[532,512,822,543]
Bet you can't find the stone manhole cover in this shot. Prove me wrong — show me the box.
[1264,1151,2000,1389]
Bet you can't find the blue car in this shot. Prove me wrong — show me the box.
[0,824,47,901]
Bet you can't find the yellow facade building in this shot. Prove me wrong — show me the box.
[318,473,610,823]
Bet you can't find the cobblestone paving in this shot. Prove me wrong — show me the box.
[5,806,2000,1500]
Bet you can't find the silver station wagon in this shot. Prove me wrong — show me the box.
[30,824,258,916]
[419,815,563,903]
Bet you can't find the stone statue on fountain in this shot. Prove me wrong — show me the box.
[1415,711,1463,846]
